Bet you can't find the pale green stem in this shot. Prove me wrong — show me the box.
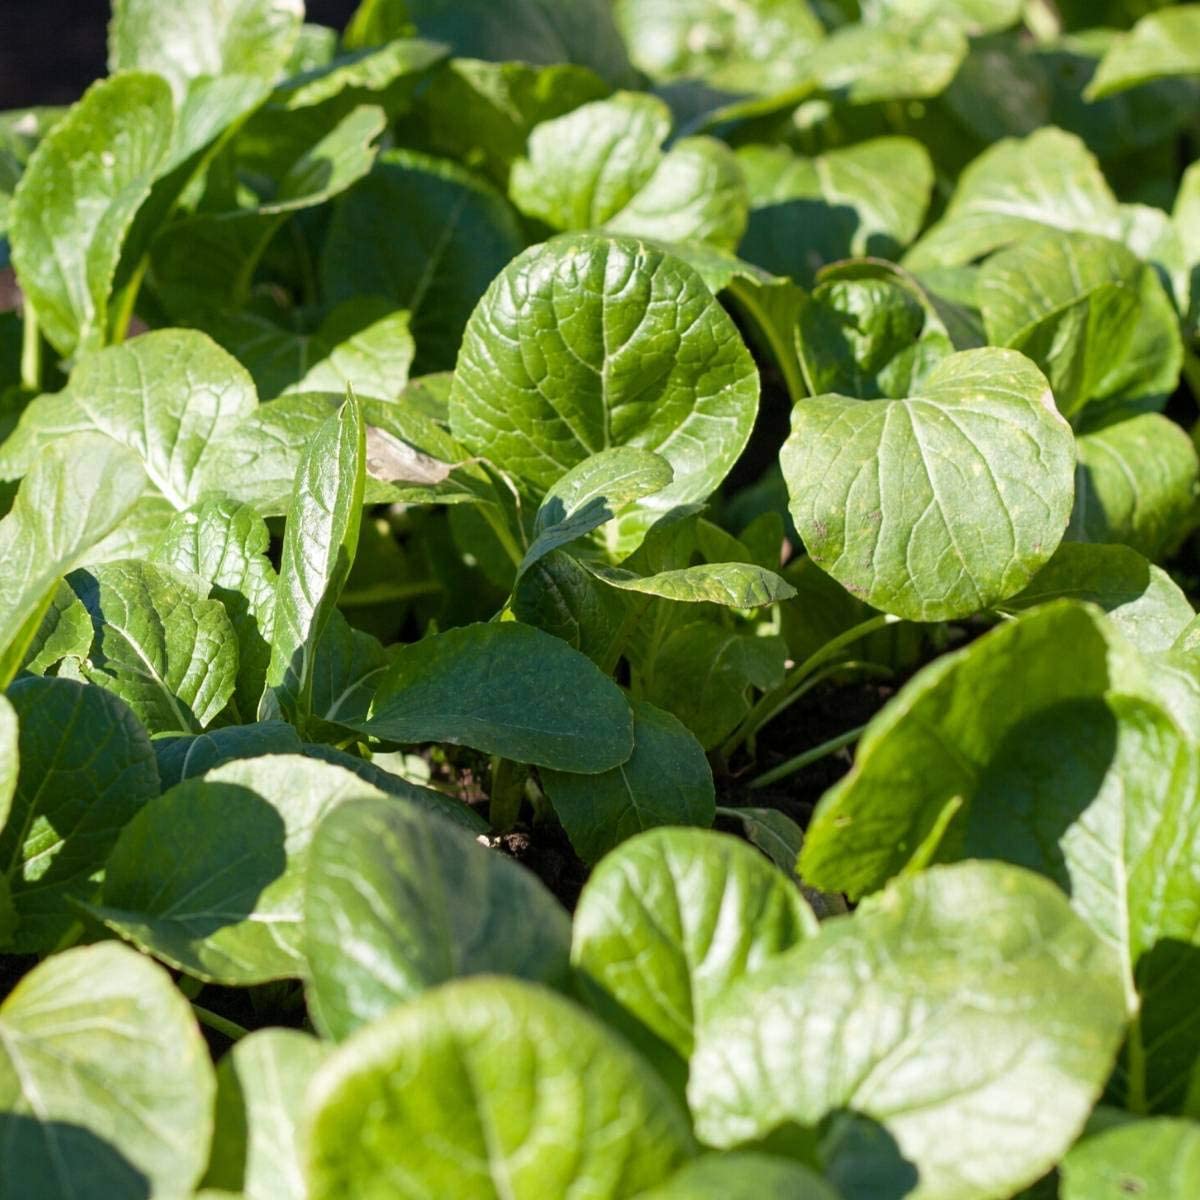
[748,722,868,790]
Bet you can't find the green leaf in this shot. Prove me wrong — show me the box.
[449,233,760,507]
[304,797,571,1039]
[304,977,693,1200]
[1001,542,1194,653]
[0,694,15,833]
[18,580,93,676]
[906,128,1121,270]
[541,700,715,863]
[10,73,174,357]
[346,621,634,772]
[978,230,1144,420]
[573,827,816,1070]
[69,560,239,735]
[1,677,158,952]
[88,754,385,984]
[643,621,787,750]
[0,330,259,509]
[154,722,303,788]
[581,558,796,607]
[690,861,1128,1200]
[263,395,365,728]
[640,1154,840,1200]
[154,497,277,722]
[0,942,214,1199]
[510,92,748,251]
[109,0,304,101]
[612,0,825,91]
[0,434,147,689]
[782,348,1075,621]
[1087,6,1200,98]
[203,1029,329,1200]
[1069,413,1200,560]
[739,139,934,286]
[322,149,525,373]
[519,448,674,577]
[1062,1118,1200,1197]
[799,601,1200,898]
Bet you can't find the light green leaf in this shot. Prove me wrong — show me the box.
[0,434,147,689]
[799,601,1200,898]
[1002,542,1194,653]
[1069,413,1200,560]
[108,0,304,102]
[690,861,1128,1200]
[275,37,447,113]
[154,722,303,788]
[862,0,1021,33]
[345,621,634,772]
[0,942,214,1199]
[154,497,277,722]
[10,73,174,357]
[573,827,815,1071]
[321,148,525,373]
[305,978,693,1200]
[1087,6,1200,98]
[0,330,258,509]
[0,694,16,835]
[905,128,1121,270]
[511,92,748,251]
[542,700,715,864]
[449,234,759,507]
[1,677,158,952]
[782,348,1075,621]
[263,396,365,728]
[203,1029,329,1200]
[519,448,674,577]
[581,558,796,607]
[69,560,239,735]
[88,754,385,984]
[18,580,93,676]
[739,139,934,286]
[977,230,1143,420]
[640,1155,840,1200]
[1063,1117,1200,1197]
[304,797,571,1039]
[643,621,787,750]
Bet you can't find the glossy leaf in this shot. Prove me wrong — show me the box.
[0,942,214,1199]
[305,977,694,1200]
[305,797,571,1039]
[346,621,634,772]
[89,755,384,984]
[1087,7,1200,98]
[448,233,760,508]
[542,701,716,863]
[782,348,1074,621]
[582,558,796,607]
[691,862,1128,1200]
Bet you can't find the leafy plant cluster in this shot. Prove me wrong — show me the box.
[5,0,1200,1196]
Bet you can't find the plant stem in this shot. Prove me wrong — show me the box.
[748,722,867,790]
[488,756,524,830]
[190,1002,249,1042]
[721,613,898,758]
[729,280,808,407]
[20,299,41,393]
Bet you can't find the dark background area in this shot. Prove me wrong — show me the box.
[0,0,360,110]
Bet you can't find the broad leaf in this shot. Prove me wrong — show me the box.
[0,434,146,688]
[782,348,1074,621]
[0,330,258,509]
[449,233,760,508]
[640,1154,840,1200]
[155,722,303,788]
[18,581,94,676]
[581,558,796,607]
[305,978,694,1200]
[1,677,158,952]
[739,139,934,286]
[1002,542,1194,653]
[88,755,385,984]
[1062,1117,1200,1197]
[690,861,1128,1200]
[1087,7,1200,98]
[0,942,214,1199]
[69,560,239,735]
[573,827,816,1072]
[345,621,634,772]
[510,92,748,251]
[204,1029,329,1200]
[263,396,365,728]
[9,72,174,356]
[305,797,571,1039]
[542,700,716,863]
